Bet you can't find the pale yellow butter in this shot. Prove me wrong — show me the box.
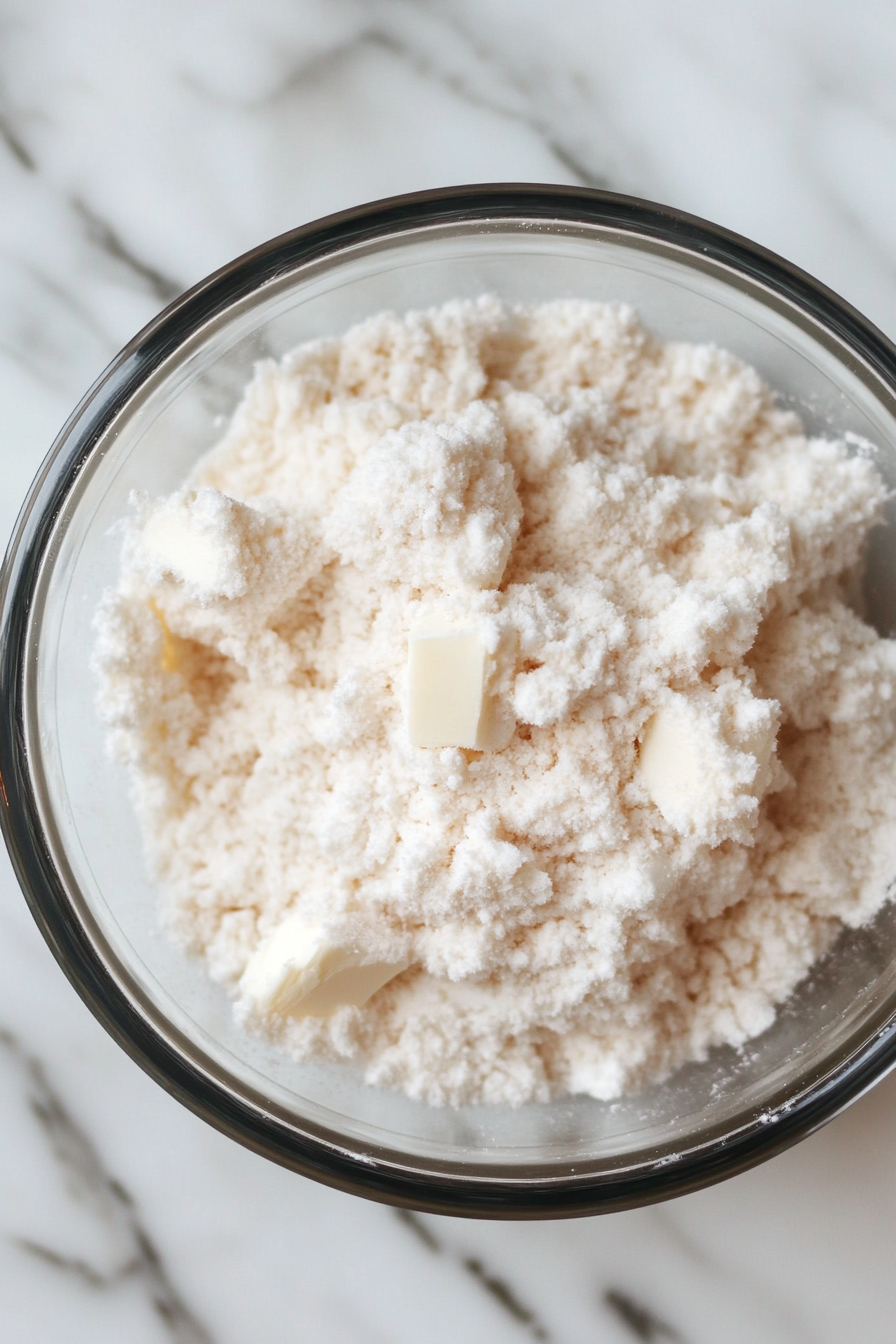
[638,689,778,837]
[143,503,224,590]
[639,704,702,828]
[240,914,409,1019]
[407,615,487,749]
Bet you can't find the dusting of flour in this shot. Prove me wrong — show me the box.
[93,298,896,1106]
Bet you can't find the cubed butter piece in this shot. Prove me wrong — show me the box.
[141,488,250,597]
[240,915,409,1019]
[143,503,224,590]
[638,704,703,828]
[408,615,487,748]
[639,693,778,835]
[148,597,180,673]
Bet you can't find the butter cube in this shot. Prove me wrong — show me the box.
[141,488,247,597]
[143,503,224,590]
[240,915,409,1019]
[638,691,778,836]
[408,616,487,748]
[638,704,703,828]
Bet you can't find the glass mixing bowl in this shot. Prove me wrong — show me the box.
[4,185,896,1219]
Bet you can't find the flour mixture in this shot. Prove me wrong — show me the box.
[93,298,896,1105]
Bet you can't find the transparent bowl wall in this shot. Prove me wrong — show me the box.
[9,193,896,1215]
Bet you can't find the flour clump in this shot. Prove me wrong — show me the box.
[93,298,896,1107]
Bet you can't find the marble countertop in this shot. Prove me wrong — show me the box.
[3,1,896,1340]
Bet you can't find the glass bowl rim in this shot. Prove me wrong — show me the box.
[4,182,896,1219]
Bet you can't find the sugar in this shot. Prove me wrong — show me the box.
[93,297,896,1106]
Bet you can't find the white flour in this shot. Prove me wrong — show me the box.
[93,297,896,1106]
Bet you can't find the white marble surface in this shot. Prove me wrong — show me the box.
[3,1,896,1339]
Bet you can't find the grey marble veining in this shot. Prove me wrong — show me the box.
[0,1029,214,1343]
[3,1,896,1340]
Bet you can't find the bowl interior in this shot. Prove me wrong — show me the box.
[25,217,896,1177]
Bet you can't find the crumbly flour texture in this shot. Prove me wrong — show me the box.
[94,297,896,1106]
